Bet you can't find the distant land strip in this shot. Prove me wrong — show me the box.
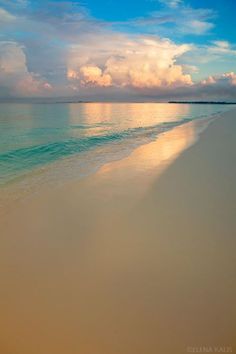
[168,101,236,104]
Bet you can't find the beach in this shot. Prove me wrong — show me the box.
[0,108,235,354]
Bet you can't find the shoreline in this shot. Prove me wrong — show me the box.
[0,109,230,219]
[1,103,230,189]
[0,109,236,354]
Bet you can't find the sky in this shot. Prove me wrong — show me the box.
[0,0,236,101]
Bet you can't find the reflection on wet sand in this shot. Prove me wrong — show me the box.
[96,118,203,201]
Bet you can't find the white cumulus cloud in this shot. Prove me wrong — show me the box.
[67,35,192,90]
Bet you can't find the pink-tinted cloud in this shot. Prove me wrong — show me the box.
[0,2,235,101]
[201,72,236,86]
[67,35,192,90]
[0,41,52,96]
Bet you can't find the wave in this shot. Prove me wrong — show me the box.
[0,116,211,185]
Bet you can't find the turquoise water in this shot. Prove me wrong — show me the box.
[0,102,233,186]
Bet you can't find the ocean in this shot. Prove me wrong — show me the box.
[0,102,233,186]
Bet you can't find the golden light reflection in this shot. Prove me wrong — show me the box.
[96,119,201,200]
[67,102,199,200]
[69,102,190,129]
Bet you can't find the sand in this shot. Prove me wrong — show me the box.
[0,109,235,354]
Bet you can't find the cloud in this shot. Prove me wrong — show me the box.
[1,38,236,100]
[212,41,230,49]
[0,0,29,13]
[159,0,182,8]
[153,71,236,100]
[201,72,236,86]
[72,65,112,87]
[0,0,28,5]
[168,7,215,35]
[0,7,15,24]
[0,41,52,97]
[126,5,215,36]
[181,40,236,70]
[67,35,192,90]
[209,41,236,56]
[0,1,235,101]
[23,1,107,41]
[119,70,236,102]
[184,18,214,35]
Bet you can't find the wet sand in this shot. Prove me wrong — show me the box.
[0,110,236,354]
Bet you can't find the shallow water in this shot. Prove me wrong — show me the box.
[0,102,232,185]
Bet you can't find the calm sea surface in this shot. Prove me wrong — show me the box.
[0,102,233,185]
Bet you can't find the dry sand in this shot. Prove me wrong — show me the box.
[0,110,235,354]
